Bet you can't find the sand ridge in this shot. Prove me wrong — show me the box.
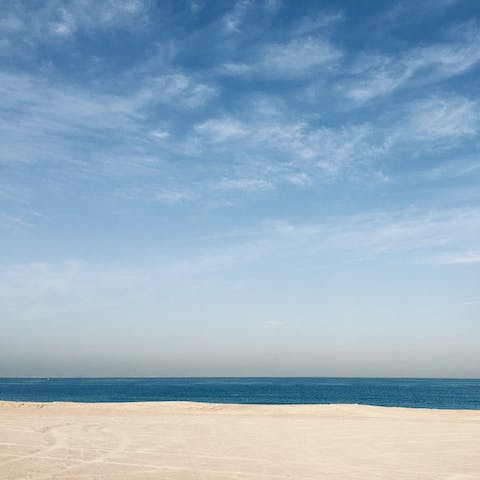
[1,401,479,479]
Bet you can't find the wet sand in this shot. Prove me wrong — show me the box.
[1,401,479,479]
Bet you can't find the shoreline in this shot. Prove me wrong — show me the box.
[1,399,480,412]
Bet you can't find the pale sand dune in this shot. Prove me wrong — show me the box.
[1,401,479,479]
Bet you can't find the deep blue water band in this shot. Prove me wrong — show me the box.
[1,377,480,409]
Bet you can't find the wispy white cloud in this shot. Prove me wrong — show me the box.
[1,203,478,327]
[194,118,248,142]
[1,68,475,217]
[218,206,480,268]
[435,251,480,264]
[381,94,480,160]
[1,2,479,219]
[188,0,205,14]
[375,0,461,29]
[342,23,480,103]
[343,54,415,103]
[187,204,476,269]
[137,74,217,109]
[116,187,194,204]
[260,36,341,76]
[215,178,274,192]
[1,0,150,46]
[150,130,170,139]
[0,70,214,168]
[223,35,341,78]
[255,122,384,174]
[222,0,252,32]
[292,11,343,35]
[217,62,252,76]
[0,213,33,230]
[284,172,312,186]
[0,260,151,322]
[424,157,480,180]
[401,95,479,141]
[0,1,150,68]
[191,115,386,185]
[0,67,221,220]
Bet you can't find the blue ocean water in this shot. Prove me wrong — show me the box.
[1,377,479,409]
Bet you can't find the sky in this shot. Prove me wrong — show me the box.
[1,0,479,377]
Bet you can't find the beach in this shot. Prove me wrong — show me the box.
[1,401,479,479]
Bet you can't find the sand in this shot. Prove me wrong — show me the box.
[1,401,479,479]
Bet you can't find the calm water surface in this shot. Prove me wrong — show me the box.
[1,378,479,409]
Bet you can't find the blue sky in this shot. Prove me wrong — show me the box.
[1,0,479,376]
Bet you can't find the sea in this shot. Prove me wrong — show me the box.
[1,377,480,409]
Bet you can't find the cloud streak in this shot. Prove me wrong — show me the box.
[342,22,480,103]
[0,0,150,45]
